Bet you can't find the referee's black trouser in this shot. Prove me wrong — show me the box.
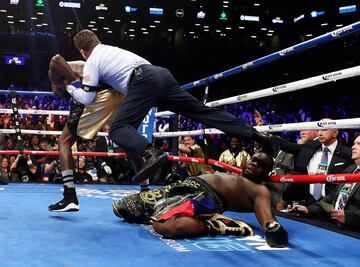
[109,65,256,155]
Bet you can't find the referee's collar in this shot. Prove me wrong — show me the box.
[88,43,103,58]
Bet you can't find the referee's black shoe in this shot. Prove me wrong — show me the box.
[48,188,79,212]
[132,147,168,183]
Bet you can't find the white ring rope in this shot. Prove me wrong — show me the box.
[0,67,359,138]
[153,118,360,138]
[155,65,360,117]
[1,65,359,118]
[0,66,360,117]
[0,108,69,116]
[0,128,109,136]
[1,118,357,137]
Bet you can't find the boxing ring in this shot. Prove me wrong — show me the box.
[0,183,359,267]
[1,22,360,266]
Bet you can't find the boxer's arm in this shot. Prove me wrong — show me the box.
[66,81,96,105]
[68,60,85,79]
[252,185,288,247]
[49,54,78,84]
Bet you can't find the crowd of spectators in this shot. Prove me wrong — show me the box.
[1,86,360,233]
[0,89,359,186]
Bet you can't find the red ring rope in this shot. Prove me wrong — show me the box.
[0,150,242,174]
[1,150,359,183]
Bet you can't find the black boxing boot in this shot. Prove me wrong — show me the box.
[48,187,79,212]
[265,221,288,248]
[132,147,168,183]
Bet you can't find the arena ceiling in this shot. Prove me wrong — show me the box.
[0,0,359,47]
[0,1,359,90]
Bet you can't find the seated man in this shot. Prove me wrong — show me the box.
[112,151,288,248]
[290,135,360,230]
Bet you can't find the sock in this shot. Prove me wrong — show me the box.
[62,170,74,189]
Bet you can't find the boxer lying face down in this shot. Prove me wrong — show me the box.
[113,151,288,248]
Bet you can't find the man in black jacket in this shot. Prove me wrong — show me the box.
[291,135,359,230]
[95,124,131,184]
[276,120,352,206]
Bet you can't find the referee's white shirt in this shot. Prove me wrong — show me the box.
[83,44,151,94]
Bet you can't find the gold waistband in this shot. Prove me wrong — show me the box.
[77,89,126,140]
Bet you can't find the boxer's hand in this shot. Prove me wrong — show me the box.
[265,222,288,248]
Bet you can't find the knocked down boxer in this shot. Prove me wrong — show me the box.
[113,151,288,248]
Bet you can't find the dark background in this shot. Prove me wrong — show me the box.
[0,0,359,107]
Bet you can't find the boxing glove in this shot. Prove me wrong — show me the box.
[265,221,288,248]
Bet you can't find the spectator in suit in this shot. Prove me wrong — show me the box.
[95,124,128,184]
[254,110,319,209]
[270,130,318,210]
[277,119,352,206]
[291,135,360,230]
